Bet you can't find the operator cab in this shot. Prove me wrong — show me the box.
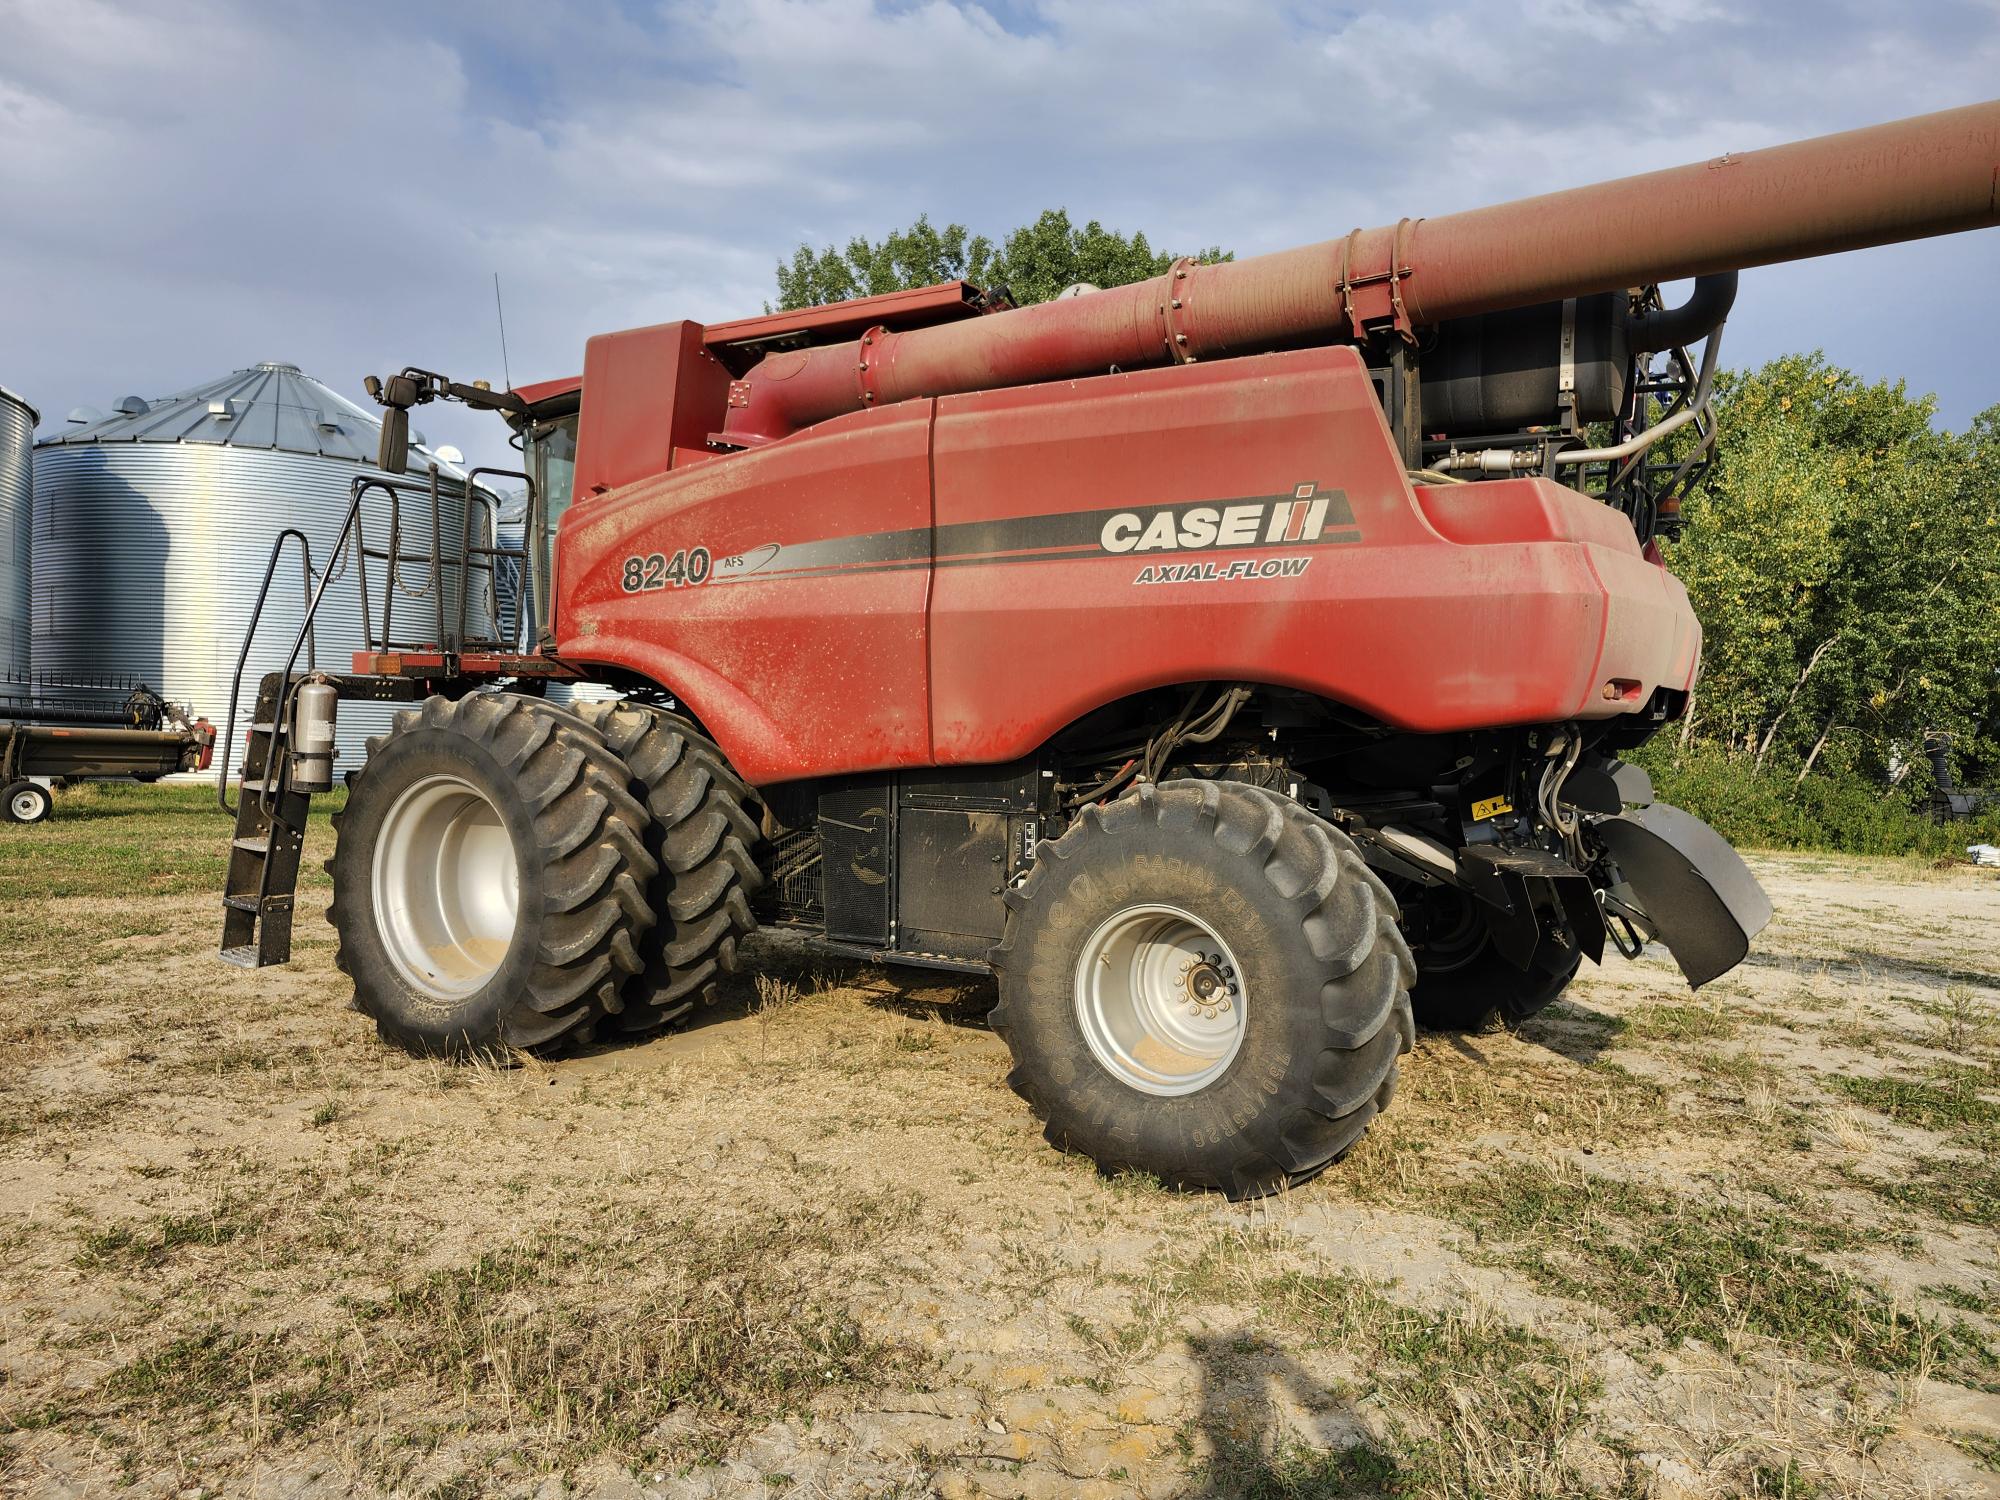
[514,394,579,645]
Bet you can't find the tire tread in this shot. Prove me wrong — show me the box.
[328,692,656,1055]
[568,701,766,1033]
[991,779,1414,1199]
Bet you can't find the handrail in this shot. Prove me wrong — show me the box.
[352,468,496,653]
[459,467,535,652]
[216,465,532,817]
[252,480,392,819]
[218,524,316,812]
[429,465,445,652]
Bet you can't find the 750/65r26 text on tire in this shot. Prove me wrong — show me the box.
[327,693,658,1056]
[989,780,1415,1200]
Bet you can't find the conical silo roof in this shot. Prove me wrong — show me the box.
[37,361,464,475]
[30,361,495,772]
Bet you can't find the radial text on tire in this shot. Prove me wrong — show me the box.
[327,692,658,1055]
[989,780,1416,1199]
[566,699,765,1032]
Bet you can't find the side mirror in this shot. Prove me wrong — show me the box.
[378,405,409,475]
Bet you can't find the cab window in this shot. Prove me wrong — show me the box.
[526,414,578,613]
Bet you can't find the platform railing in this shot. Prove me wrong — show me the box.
[216,468,536,817]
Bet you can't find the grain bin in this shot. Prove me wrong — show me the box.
[0,387,36,686]
[32,363,496,773]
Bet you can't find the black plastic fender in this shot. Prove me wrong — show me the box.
[1560,757,1655,815]
[1597,802,1772,988]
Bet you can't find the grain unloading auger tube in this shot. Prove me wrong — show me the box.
[717,100,2000,441]
[213,100,1997,1197]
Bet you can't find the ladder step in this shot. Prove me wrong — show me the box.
[240,778,276,794]
[232,835,270,854]
[222,892,294,913]
[251,721,277,733]
[218,944,267,970]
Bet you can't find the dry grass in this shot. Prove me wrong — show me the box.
[0,795,1998,1497]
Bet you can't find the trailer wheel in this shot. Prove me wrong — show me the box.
[1405,888,1581,1029]
[3,780,52,825]
[990,780,1414,1199]
[569,701,765,1033]
[328,693,658,1056]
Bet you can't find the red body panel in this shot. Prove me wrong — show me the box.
[572,321,731,496]
[506,283,991,415]
[555,345,1700,788]
[511,373,583,407]
[704,280,983,352]
[559,402,935,785]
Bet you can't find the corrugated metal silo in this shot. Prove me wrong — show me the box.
[32,363,496,773]
[0,387,37,686]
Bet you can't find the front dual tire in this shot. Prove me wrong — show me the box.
[328,693,761,1056]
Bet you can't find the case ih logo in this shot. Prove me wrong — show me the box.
[1099,483,1358,554]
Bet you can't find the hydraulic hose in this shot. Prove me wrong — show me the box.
[1625,273,1738,353]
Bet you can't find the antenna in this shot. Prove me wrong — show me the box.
[493,272,513,391]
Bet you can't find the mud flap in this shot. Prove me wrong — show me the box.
[1596,802,1772,988]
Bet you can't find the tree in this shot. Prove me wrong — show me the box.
[1664,355,2000,789]
[773,209,1230,311]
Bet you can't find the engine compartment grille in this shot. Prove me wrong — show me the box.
[770,826,822,924]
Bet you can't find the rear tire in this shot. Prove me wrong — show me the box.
[3,780,52,825]
[1410,938,1581,1031]
[328,693,658,1056]
[990,780,1415,1200]
[568,700,765,1032]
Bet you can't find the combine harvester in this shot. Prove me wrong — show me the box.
[217,102,1999,1196]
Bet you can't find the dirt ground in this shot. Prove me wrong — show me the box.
[1,791,1997,1498]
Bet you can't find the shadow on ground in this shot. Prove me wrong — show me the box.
[1740,945,1999,993]
[1180,1331,1396,1498]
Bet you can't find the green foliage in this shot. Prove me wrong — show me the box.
[1632,740,2000,857]
[773,208,1230,310]
[0,781,342,900]
[1442,1161,1991,1382]
[1829,1068,2000,1140]
[1663,355,2000,798]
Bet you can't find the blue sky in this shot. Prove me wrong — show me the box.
[2,0,1996,466]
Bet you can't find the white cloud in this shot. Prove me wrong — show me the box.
[0,0,1994,469]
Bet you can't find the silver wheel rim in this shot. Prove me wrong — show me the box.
[11,788,43,821]
[371,773,519,998]
[1075,903,1247,1096]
